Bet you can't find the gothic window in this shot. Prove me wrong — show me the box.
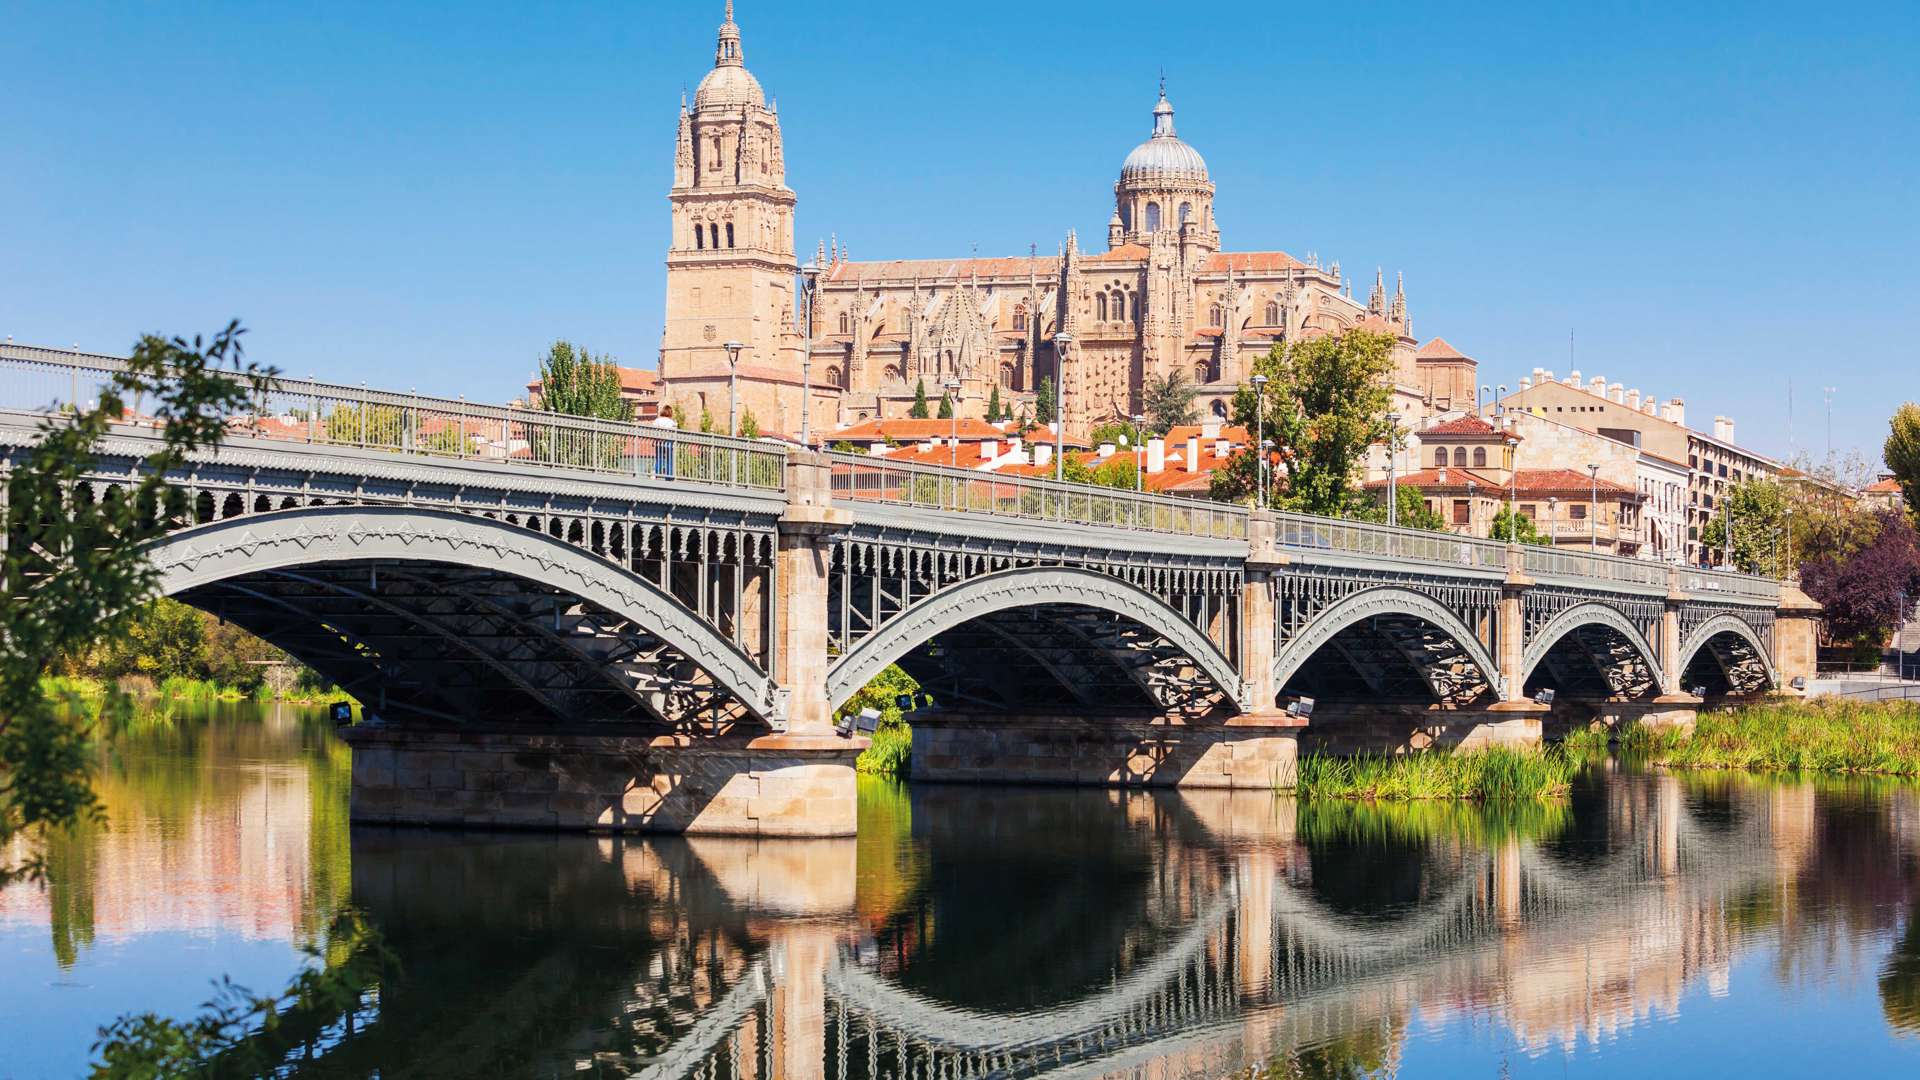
[1145,202,1161,232]
[725,222,735,248]
[1097,293,1108,321]
[1473,447,1487,468]
[1130,293,1140,321]
[825,366,842,387]
[1179,202,1192,226]
[1193,361,1209,384]
[709,137,722,170]
[1209,304,1223,328]
[694,222,704,250]
[1211,399,1228,419]
[999,363,1014,388]
[838,311,850,334]
[1013,306,1027,331]
[709,223,720,249]
[1452,447,1467,467]
[1434,447,1448,468]
[1265,301,1280,325]
[884,365,902,382]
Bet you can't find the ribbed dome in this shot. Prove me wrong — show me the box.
[694,64,764,110]
[1120,90,1208,182]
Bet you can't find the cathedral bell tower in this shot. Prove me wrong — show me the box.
[659,3,800,394]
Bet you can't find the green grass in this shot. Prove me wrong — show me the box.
[855,724,911,777]
[1647,699,1920,777]
[1559,726,1612,756]
[1295,745,1577,801]
[38,674,108,699]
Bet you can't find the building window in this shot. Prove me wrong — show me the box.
[1265,301,1280,325]
[709,223,720,249]
[694,223,704,250]
[1013,306,1027,331]
[1193,361,1210,384]
[1146,202,1161,232]
[709,137,721,170]
[1097,293,1109,321]
[1452,500,1471,525]
[1473,447,1487,468]
[1179,201,1192,226]
[999,363,1014,387]
[1434,447,1448,468]
[1452,447,1467,467]
[1209,304,1223,327]
[824,365,842,387]
[1521,504,1537,519]
[1570,504,1588,520]
[838,312,850,334]
[725,222,735,248]
[1130,293,1140,321]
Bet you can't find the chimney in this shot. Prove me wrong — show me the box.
[1626,389,1641,410]
[1146,437,1166,474]
[1097,442,1116,458]
[1608,382,1624,403]
[980,438,998,460]
[1186,437,1201,473]
[1034,444,1052,467]
[1643,396,1658,416]
[1215,439,1230,459]
[1713,417,1735,443]
[1533,367,1547,384]
[1520,376,1532,391]
[1201,420,1223,440]
[1567,369,1581,386]
[1589,375,1606,396]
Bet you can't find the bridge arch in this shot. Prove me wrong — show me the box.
[1520,602,1664,700]
[146,505,777,725]
[1273,586,1504,705]
[1678,613,1777,695]
[824,565,1246,713]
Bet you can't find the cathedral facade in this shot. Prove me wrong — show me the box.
[658,5,1477,438]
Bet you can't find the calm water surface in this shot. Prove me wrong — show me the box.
[5,705,1920,1077]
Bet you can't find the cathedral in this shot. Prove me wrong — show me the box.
[657,4,1478,438]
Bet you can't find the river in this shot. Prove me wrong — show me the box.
[3,703,1920,1077]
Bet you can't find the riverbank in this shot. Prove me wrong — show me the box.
[40,674,355,708]
[1628,699,1920,777]
[1295,746,1576,801]
[856,724,911,776]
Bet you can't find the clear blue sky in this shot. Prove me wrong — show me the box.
[4,1,1914,467]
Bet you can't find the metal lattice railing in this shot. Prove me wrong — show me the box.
[1524,544,1673,588]
[1272,511,1510,571]
[0,342,786,491]
[827,452,1249,541]
[1682,567,1783,604]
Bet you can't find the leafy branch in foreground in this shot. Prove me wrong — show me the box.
[90,909,396,1077]
[1,322,270,886]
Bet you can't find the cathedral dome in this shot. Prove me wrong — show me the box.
[694,64,764,110]
[1120,90,1208,182]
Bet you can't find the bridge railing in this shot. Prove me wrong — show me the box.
[1523,544,1673,589]
[1683,566,1782,604]
[827,452,1249,541]
[1273,510,1509,571]
[0,343,787,492]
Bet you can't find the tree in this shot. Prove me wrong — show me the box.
[1142,370,1198,433]
[986,386,1002,423]
[909,378,931,419]
[3,323,266,887]
[1092,457,1139,490]
[936,392,954,420]
[1888,403,1920,520]
[738,408,760,439]
[1088,420,1146,449]
[1355,485,1447,531]
[1698,478,1791,575]
[1799,509,1920,646]
[536,341,627,420]
[1489,505,1550,545]
[1034,377,1056,426]
[1211,331,1395,514]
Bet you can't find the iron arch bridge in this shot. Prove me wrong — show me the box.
[4,343,1790,743]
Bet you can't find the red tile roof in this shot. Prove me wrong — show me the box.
[1416,337,1470,361]
[1084,244,1150,263]
[1421,415,1512,438]
[1163,424,1250,445]
[1204,251,1308,273]
[1368,468,1633,497]
[1365,468,1505,491]
[1866,478,1901,493]
[826,255,1059,284]
[827,418,1012,443]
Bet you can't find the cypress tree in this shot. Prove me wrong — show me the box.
[909,378,930,419]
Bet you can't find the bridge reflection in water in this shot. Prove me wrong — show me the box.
[265,772,1911,1079]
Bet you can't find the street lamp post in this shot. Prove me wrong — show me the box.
[1384,411,1401,527]
[1466,479,1477,535]
[944,378,962,467]
[798,261,821,448]
[1548,497,1559,544]
[1721,490,1734,570]
[1252,374,1270,510]
[1131,413,1147,493]
[1051,333,1073,483]
[722,340,745,437]
[1586,463,1600,554]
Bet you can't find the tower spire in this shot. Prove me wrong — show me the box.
[715,1,743,67]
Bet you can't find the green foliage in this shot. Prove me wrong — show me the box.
[1212,331,1395,513]
[1699,478,1791,574]
[2,322,268,887]
[1646,700,1920,776]
[535,340,627,421]
[1142,369,1198,433]
[829,440,859,454]
[1034,377,1055,426]
[936,392,954,420]
[856,726,912,777]
[986,385,1002,423]
[1356,484,1447,531]
[840,665,920,777]
[90,909,396,1076]
[909,378,930,419]
[1060,456,1096,485]
[1887,403,1920,521]
[1295,746,1577,800]
[1489,505,1550,545]
[321,402,404,448]
[698,405,715,434]
[1091,456,1139,490]
[1088,420,1146,449]
[738,408,760,439]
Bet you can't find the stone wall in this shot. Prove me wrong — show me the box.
[1298,703,1544,755]
[908,713,1300,790]
[342,728,861,837]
